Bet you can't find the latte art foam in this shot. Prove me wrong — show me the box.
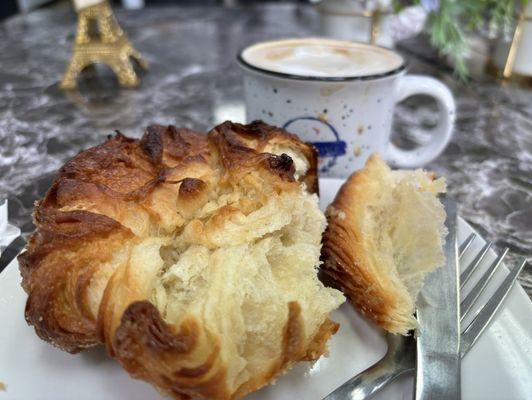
[241,38,404,78]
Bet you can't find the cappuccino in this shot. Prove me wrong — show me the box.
[240,38,404,79]
[238,38,455,176]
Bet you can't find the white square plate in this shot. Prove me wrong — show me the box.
[0,178,531,400]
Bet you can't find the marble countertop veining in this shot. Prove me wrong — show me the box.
[0,3,531,297]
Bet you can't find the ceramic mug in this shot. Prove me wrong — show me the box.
[237,38,455,177]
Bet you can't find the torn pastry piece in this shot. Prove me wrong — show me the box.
[321,154,447,334]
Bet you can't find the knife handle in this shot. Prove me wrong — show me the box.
[414,199,461,400]
[0,235,25,274]
[414,352,461,400]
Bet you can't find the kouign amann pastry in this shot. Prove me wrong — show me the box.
[19,121,344,400]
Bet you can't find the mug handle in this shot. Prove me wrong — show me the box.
[386,75,455,168]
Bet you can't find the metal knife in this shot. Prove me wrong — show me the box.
[414,197,460,399]
[0,236,26,274]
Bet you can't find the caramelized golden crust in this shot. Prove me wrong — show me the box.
[18,208,135,352]
[112,302,228,400]
[19,121,335,399]
[209,120,319,193]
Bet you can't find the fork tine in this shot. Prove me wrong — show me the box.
[460,242,492,288]
[459,233,477,259]
[460,248,509,320]
[460,258,528,357]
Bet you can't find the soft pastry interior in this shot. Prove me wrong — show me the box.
[150,185,343,391]
[322,154,447,334]
[19,121,344,400]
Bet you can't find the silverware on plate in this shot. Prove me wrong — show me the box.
[0,198,32,273]
[0,199,24,268]
[0,236,26,273]
[323,203,528,400]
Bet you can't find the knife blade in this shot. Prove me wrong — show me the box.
[414,197,460,399]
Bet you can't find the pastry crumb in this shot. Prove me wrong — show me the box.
[0,381,6,391]
[326,206,346,220]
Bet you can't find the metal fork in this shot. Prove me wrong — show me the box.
[323,233,528,400]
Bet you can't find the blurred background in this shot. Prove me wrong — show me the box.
[2,0,309,20]
[2,0,531,81]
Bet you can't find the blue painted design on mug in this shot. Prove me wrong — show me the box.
[313,141,347,158]
[283,116,346,173]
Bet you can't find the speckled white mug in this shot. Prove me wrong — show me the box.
[238,38,455,177]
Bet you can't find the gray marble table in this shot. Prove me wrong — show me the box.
[0,3,530,297]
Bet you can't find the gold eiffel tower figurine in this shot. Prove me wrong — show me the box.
[61,0,148,90]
